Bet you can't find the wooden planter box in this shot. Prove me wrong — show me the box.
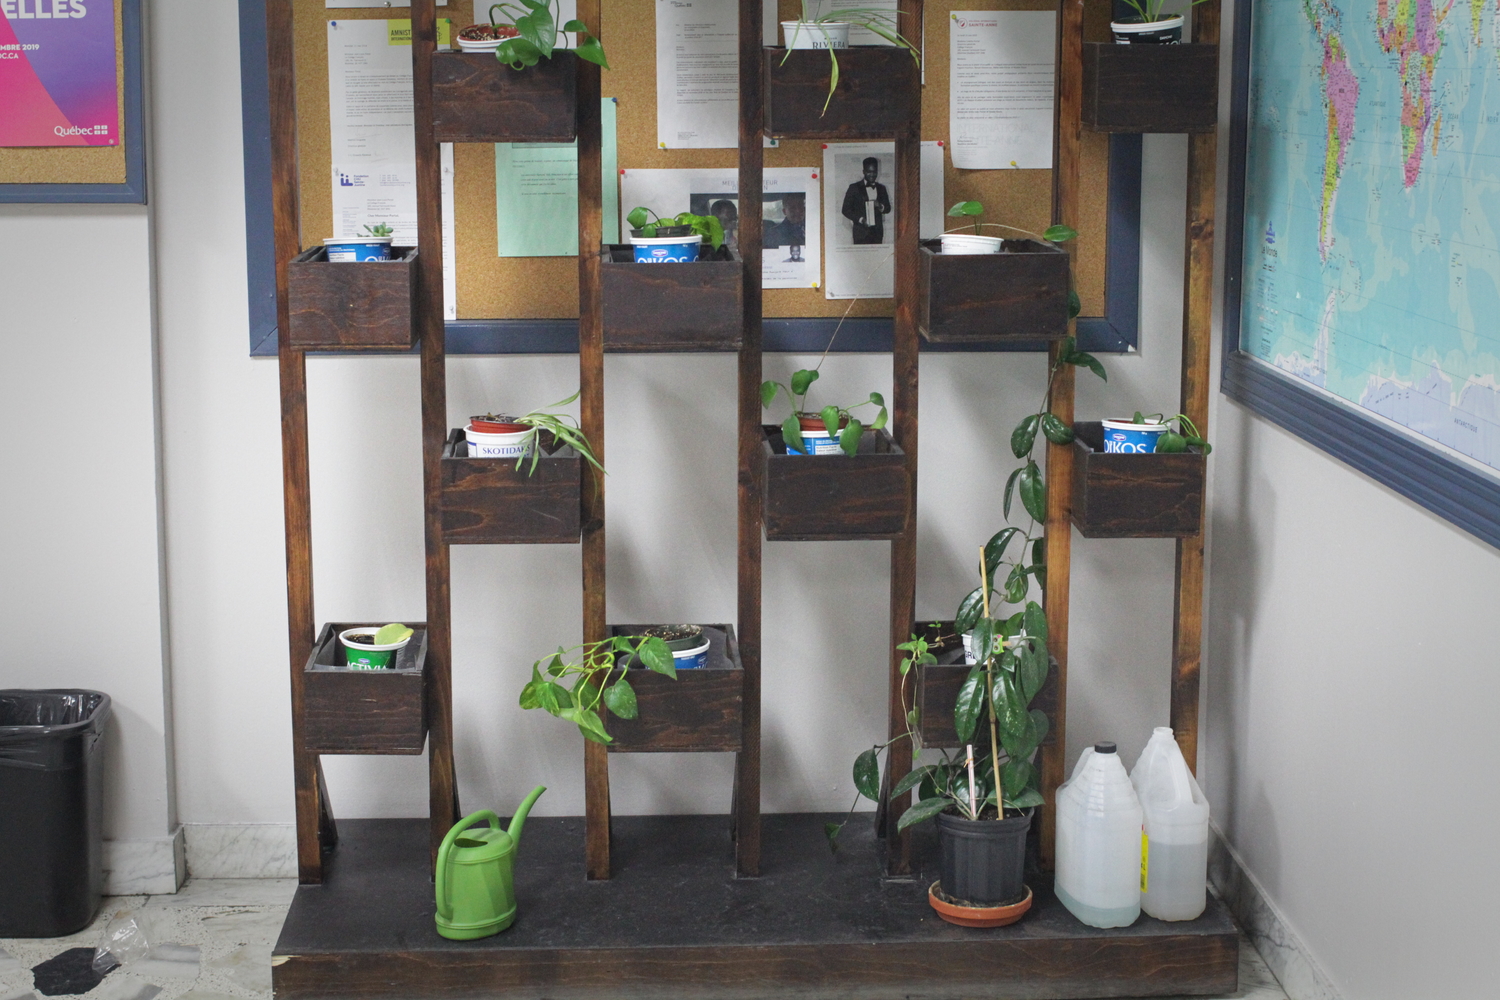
[303,622,428,755]
[1070,421,1206,538]
[605,624,743,752]
[286,247,417,351]
[601,245,743,351]
[441,430,582,544]
[431,50,577,143]
[911,621,1058,750]
[764,47,920,139]
[761,426,909,541]
[1081,43,1219,134]
[918,240,1071,344]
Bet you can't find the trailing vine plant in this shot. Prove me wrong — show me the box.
[519,634,675,744]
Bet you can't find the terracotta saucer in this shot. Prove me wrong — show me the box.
[927,882,1033,928]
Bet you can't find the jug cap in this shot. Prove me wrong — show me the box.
[1094,741,1117,754]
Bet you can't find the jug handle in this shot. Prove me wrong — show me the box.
[435,810,501,923]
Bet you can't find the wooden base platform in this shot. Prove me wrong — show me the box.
[273,815,1238,1000]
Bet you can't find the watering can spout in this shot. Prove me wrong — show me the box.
[507,785,547,846]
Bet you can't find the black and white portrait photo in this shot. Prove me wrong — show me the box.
[840,157,891,245]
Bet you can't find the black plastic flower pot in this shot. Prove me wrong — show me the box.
[937,807,1034,906]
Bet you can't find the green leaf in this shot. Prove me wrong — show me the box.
[1154,431,1188,453]
[637,637,677,678]
[948,200,984,217]
[1008,788,1045,809]
[1011,413,1040,459]
[790,368,819,396]
[1029,709,1050,747]
[871,406,889,431]
[955,587,985,634]
[545,653,566,677]
[1040,412,1074,446]
[1001,759,1035,799]
[953,666,985,743]
[760,380,779,409]
[853,748,881,801]
[1018,461,1047,523]
[839,417,863,457]
[1032,539,1046,568]
[1068,288,1082,319]
[626,206,650,230]
[1004,563,1029,604]
[890,764,936,798]
[781,413,805,456]
[820,405,842,441]
[494,36,542,70]
[1018,639,1048,703]
[572,31,609,68]
[519,673,542,710]
[1042,224,1078,243]
[972,616,996,666]
[572,708,612,744]
[1023,601,1048,649]
[895,794,950,833]
[573,678,600,714]
[603,677,638,719]
[373,623,413,646]
[1187,436,1213,455]
[985,527,1021,577]
[1072,351,1107,381]
[868,391,885,407]
[538,681,572,716]
[1004,466,1022,520]
[824,821,845,851]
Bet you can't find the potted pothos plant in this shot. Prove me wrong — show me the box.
[779,1,921,114]
[942,201,1077,260]
[519,633,675,744]
[466,391,602,475]
[483,0,608,70]
[1110,0,1209,43]
[760,366,888,457]
[625,205,726,263]
[1097,411,1212,455]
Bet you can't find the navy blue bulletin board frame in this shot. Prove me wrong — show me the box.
[0,0,147,205]
[1220,0,1500,550]
[238,0,1140,358]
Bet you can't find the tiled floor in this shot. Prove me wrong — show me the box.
[2,880,1289,1000]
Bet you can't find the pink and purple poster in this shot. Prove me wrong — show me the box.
[0,1,118,147]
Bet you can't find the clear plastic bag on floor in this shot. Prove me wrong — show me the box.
[92,909,154,973]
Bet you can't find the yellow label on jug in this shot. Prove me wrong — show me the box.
[1140,832,1149,892]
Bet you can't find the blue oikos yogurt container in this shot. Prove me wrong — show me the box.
[1101,418,1168,453]
[629,234,703,263]
[324,236,393,262]
[787,431,845,456]
[670,638,711,671]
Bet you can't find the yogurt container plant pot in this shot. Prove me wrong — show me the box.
[1101,417,1168,453]
[781,20,850,49]
[625,206,724,263]
[628,232,703,263]
[939,233,1003,255]
[645,624,710,671]
[464,421,534,459]
[761,366,889,458]
[324,223,394,262]
[339,624,414,670]
[1111,14,1185,43]
[790,412,849,456]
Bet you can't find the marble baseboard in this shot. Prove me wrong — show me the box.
[1209,824,1343,1000]
[104,829,186,895]
[182,824,296,879]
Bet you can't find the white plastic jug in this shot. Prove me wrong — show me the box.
[1130,727,1210,921]
[1055,741,1143,928]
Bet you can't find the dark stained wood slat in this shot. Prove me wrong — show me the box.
[1081,44,1219,134]
[266,0,321,884]
[918,241,1071,344]
[440,430,582,544]
[273,816,1239,1000]
[286,248,418,350]
[412,0,460,868]
[763,47,920,140]
[1173,3,1223,776]
[1070,423,1206,538]
[604,625,743,753]
[734,0,765,880]
[761,427,909,541]
[303,623,429,756]
[601,246,744,351]
[431,50,578,143]
[882,1,922,876]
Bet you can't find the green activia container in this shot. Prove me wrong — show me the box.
[338,627,409,670]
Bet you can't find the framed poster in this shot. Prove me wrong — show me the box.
[1223,0,1500,549]
[0,0,144,203]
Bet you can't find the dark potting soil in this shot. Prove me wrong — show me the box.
[346,634,376,646]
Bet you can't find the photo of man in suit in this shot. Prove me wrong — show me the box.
[840,156,891,245]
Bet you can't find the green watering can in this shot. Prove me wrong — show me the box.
[434,786,546,940]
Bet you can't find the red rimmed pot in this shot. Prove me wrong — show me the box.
[469,415,528,435]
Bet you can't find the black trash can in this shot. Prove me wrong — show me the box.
[0,690,111,937]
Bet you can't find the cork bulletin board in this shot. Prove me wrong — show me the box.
[0,0,146,204]
[287,0,1118,319]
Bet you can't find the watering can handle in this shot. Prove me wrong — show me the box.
[435,810,501,923]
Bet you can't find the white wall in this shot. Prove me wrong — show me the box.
[0,202,181,893]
